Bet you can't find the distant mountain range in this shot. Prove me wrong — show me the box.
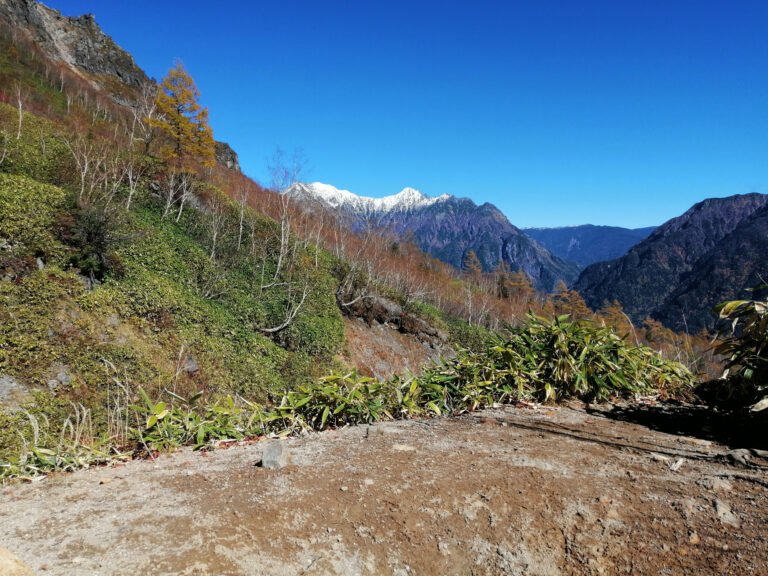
[524,225,656,269]
[575,193,768,332]
[288,183,580,292]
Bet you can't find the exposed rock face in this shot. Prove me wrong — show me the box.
[574,193,768,331]
[0,0,149,87]
[344,295,448,346]
[215,141,241,172]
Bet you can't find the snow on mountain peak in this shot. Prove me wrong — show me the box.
[289,182,452,213]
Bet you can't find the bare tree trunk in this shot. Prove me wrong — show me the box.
[0,131,8,166]
[15,83,24,140]
[258,284,309,334]
[175,171,195,223]
[236,188,248,251]
[163,170,178,218]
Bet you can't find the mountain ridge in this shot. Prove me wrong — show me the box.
[289,182,580,292]
[524,224,656,268]
[574,192,768,331]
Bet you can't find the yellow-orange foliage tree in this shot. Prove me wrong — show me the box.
[149,61,215,220]
[150,60,215,167]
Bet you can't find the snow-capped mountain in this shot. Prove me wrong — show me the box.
[287,182,579,292]
[288,182,451,215]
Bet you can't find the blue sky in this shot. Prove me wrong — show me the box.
[45,0,768,227]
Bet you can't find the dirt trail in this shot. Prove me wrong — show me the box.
[1,405,766,575]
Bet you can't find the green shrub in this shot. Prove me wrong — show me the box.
[0,103,69,184]
[712,295,768,411]
[430,314,695,406]
[0,172,68,267]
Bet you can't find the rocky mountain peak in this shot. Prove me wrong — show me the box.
[287,182,451,213]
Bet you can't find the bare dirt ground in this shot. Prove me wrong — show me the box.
[1,403,767,576]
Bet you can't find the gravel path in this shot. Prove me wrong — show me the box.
[1,405,766,575]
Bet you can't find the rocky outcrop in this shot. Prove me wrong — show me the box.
[343,295,447,345]
[215,141,241,172]
[0,0,149,87]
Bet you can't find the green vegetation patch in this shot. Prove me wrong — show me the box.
[0,172,68,267]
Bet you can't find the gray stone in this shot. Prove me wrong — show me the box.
[56,370,71,386]
[0,374,28,406]
[36,257,44,270]
[697,476,733,492]
[714,499,741,528]
[215,141,241,172]
[260,441,289,470]
[669,458,685,472]
[727,449,752,467]
[183,355,200,375]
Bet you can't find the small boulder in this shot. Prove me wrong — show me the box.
[714,499,741,528]
[727,449,752,467]
[183,355,200,375]
[259,441,289,470]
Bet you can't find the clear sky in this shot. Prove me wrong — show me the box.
[44,0,768,228]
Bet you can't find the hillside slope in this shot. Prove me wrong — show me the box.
[655,204,768,332]
[574,193,768,328]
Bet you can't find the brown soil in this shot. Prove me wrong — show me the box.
[1,404,766,575]
[341,318,449,380]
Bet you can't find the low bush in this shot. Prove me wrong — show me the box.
[0,314,696,481]
[709,294,768,411]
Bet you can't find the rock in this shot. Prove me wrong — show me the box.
[714,499,741,528]
[727,449,752,467]
[392,444,416,452]
[0,0,150,89]
[215,141,241,172]
[688,531,701,546]
[0,547,35,576]
[697,476,733,492]
[182,355,200,375]
[0,374,28,407]
[36,257,44,270]
[669,458,685,472]
[346,296,403,326]
[650,453,670,463]
[259,441,289,470]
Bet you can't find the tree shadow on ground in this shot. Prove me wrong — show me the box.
[588,401,768,451]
